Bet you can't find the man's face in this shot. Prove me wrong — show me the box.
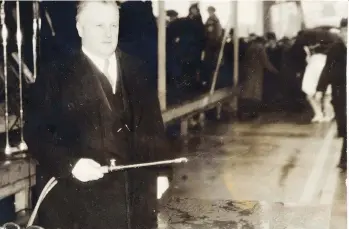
[77,2,119,59]
[248,35,256,42]
[190,8,198,15]
[340,27,347,46]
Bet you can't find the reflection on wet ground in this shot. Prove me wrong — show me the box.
[157,112,346,229]
[159,197,258,228]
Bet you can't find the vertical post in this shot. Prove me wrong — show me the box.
[256,1,264,35]
[279,2,283,37]
[231,1,239,114]
[157,0,166,111]
[263,1,274,34]
[198,112,205,128]
[180,119,188,137]
[295,1,306,30]
[232,1,239,88]
[216,102,222,120]
[156,2,168,203]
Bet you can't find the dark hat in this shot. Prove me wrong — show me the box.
[265,32,276,40]
[208,6,215,12]
[249,33,257,38]
[167,10,178,17]
[189,3,199,9]
[340,18,347,28]
[254,36,266,44]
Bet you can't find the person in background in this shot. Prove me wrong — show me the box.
[280,34,308,113]
[316,18,347,170]
[263,32,283,111]
[205,6,222,49]
[302,44,334,122]
[25,1,171,228]
[239,37,279,120]
[188,3,203,24]
[166,9,178,25]
[166,3,205,102]
[201,6,223,88]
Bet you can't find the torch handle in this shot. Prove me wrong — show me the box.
[101,157,188,173]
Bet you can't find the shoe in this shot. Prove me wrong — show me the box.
[311,115,324,123]
[323,115,335,122]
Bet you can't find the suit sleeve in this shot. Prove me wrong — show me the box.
[25,62,80,179]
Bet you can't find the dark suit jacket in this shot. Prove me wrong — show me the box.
[240,42,278,101]
[317,41,347,137]
[25,49,171,229]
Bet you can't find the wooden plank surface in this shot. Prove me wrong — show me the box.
[0,160,36,199]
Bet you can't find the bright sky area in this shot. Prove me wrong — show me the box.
[151,0,348,38]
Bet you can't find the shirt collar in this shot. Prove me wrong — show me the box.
[82,46,116,73]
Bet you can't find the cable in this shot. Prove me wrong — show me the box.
[26,177,57,227]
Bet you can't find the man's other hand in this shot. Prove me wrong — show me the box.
[72,158,104,182]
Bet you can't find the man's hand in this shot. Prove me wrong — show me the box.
[72,158,104,182]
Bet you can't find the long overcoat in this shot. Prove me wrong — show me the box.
[240,42,278,101]
[24,49,171,229]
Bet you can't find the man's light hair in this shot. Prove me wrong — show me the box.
[76,1,120,23]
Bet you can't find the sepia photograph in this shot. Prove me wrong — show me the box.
[0,0,347,228]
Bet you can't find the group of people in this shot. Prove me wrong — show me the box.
[164,4,311,118]
[165,4,227,104]
[239,19,347,170]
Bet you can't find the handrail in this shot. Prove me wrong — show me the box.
[163,86,239,124]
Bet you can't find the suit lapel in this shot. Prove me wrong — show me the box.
[116,49,122,89]
[78,49,141,131]
[117,49,142,130]
[79,51,113,111]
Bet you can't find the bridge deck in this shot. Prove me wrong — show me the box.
[158,112,346,229]
[0,110,346,228]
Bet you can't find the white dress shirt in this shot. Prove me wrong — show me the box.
[82,47,117,94]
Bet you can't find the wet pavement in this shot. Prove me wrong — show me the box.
[157,112,346,229]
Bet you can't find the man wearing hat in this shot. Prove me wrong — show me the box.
[166,10,178,25]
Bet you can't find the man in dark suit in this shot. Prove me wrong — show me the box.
[25,1,170,228]
[317,18,347,170]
